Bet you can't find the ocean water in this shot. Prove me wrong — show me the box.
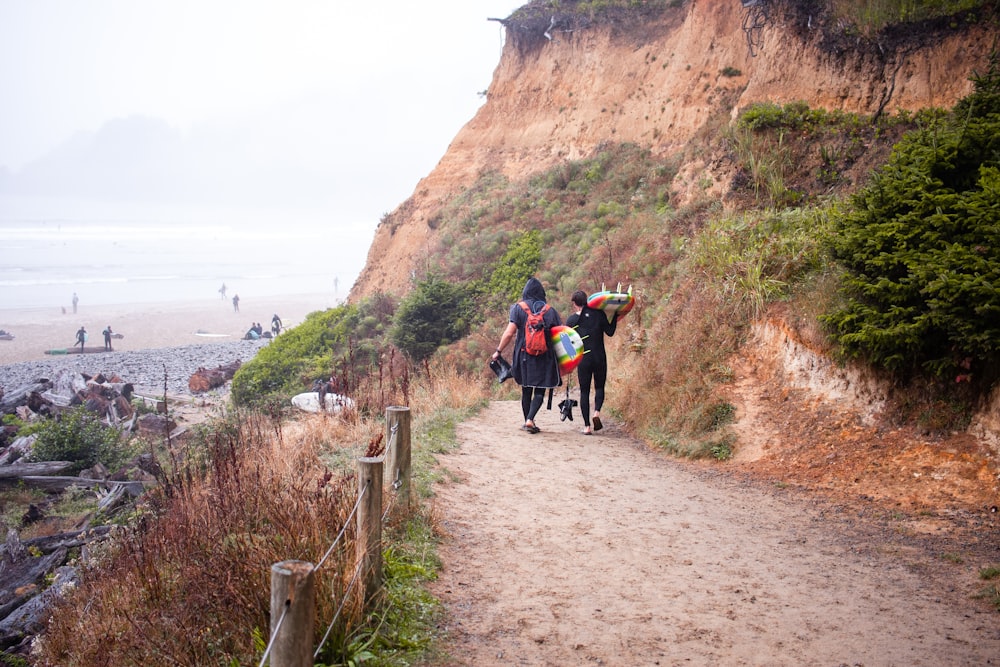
[0,195,373,309]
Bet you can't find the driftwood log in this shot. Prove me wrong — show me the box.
[0,381,52,411]
[0,527,114,651]
[0,462,73,478]
[0,565,78,651]
[137,413,177,436]
[0,547,67,621]
[20,526,114,556]
[188,360,242,393]
[0,476,150,493]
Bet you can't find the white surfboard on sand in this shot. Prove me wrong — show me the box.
[291,392,355,413]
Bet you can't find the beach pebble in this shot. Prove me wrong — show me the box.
[0,340,270,398]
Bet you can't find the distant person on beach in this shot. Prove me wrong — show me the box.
[271,314,282,336]
[72,293,79,314]
[219,283,227,300]
[75,326,86,351]
[232,294,240,312]
[102,325,113,351]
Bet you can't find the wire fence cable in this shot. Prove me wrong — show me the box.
[314,554,368,659]
[257,593,290,667]
[316,480,370,572]
[258,411,407,664]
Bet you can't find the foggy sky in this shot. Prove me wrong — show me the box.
[0,1,521,223]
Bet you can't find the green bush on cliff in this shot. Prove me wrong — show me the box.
[231,294,397,406]
[391,275,473,363]
[823,53,1000,381]
[831,0,989,34]
[484,229,543,305]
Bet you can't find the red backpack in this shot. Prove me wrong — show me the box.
[519,301,550,356]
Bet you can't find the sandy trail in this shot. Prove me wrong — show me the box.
[429,399,1000,666]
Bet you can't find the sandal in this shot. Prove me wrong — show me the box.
[582,428,593,435]
[522,423,541,434]
[592,416,603,431]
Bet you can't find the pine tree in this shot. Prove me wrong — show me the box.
[823,51,1000,382]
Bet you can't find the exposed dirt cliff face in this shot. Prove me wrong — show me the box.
[351,1,995,299]
[348,2,1000,517]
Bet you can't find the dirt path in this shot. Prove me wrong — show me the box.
[428,399,1000,666]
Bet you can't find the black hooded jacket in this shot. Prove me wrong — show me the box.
[508,278,562,388]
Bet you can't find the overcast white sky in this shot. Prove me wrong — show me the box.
[0,0,522,221]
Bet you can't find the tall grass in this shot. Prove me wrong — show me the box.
[613,202,836,458]
[33,356,491,666]
[35,410,364,666]
[829,0,987,34]
[689,209,831,321]
[728,125,795,206]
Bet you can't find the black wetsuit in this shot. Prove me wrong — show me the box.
[566,306,617,427]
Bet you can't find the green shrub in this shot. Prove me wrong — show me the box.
[738,101,820,131]
[690,208,831,320]
[823,53,1000,381]
[231,295,397,406]
[27,406,132,474]
[391,274,473,362]
[830,0,988,34]
[485,229,543,305]
[975,564,1000,610]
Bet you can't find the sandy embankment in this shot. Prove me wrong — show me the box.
[0,294,336,366]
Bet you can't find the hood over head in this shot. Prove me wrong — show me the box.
[521,277,547,308]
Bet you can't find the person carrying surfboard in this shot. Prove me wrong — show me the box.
[567,290,618,435]
[491,277,563,434]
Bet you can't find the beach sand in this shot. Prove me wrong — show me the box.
[0,294,337,366]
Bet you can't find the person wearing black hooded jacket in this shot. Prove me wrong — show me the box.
[491,277,562,433]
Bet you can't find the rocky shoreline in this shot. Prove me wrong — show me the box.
[0,339,270,399]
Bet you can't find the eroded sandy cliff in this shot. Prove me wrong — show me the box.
[351,1,995,299]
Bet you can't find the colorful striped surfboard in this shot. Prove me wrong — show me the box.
[587,283,635,319]
[550,324,584,376]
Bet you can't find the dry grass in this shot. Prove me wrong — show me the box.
[413,358,493,414]
[615,279,743,450]
[34,410,364,666]
[32,353,491,666]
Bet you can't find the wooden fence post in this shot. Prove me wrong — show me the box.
[269,560,315,667]
[385,406,411,510]
[356,457,383,600]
